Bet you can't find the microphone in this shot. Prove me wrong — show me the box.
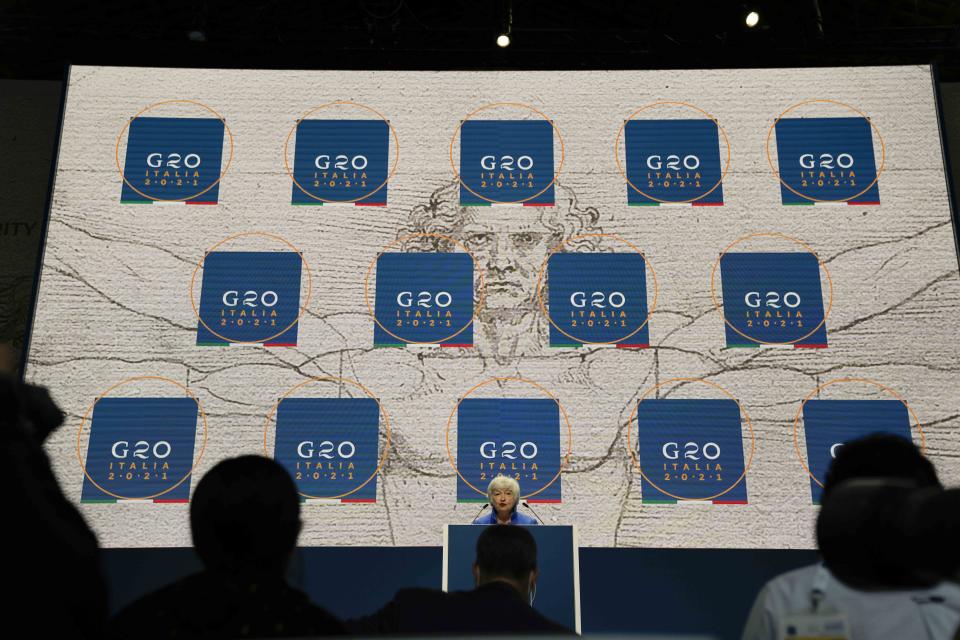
[521,501,545,524]
[471,503,490,522]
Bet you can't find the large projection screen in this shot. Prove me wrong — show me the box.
[24,65,960,548]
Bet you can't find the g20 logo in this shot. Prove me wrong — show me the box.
[646,154,700,171]
[80,396,200,503]
[274,397,381,502]
[458,117,556,205]
[119,114,227,204]
[661,441,720,461]
[545,252,651,347]
[196,251,303,347]
[222,290,279,308]
[396,291,453,308]
[480,440,538,459]
[480,155,535,171]
[146,152,202,169]
[111,440,172,459]
[314,154,368,170]
[744,291,801,309]
[297,440,356,459]
[291,119,391,205]
[373,252,474,347]
[634,398,749,504]
[570,291,626,309]
[772,113,881,205]
[623,117,725,205]
[718,251,828,348]
[798,153,854,170]
[456,397,563,503]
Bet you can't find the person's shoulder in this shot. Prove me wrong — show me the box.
[472,583,574,634]
[741,563,822,640]
[514,511,539,525]
[759,563,821,605]
[539,615,577,635]
[383,585,574,635]
[931,579,960,603]
[115,572,207,613]
[386,586,460,614]
[108,572,208,637]
[394,586,450,602]
[874,578,960,605]
[293,594,347,635]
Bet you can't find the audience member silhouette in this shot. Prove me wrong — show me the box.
[909,484,960,588]
[348,523,574,634]
[109,455,345,638]
[1,374,108,639]
[742,433,960,640]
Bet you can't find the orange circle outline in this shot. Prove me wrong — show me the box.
[613,101,732,204]
[114,99,235,203]
[626,377,756,502]
[534,233,659,345]
[262,376,391,500]
[363,233,486,345]
[189,231,314,346]
[444,377,573,500]
[791,377,926,489]
[448,102,565,205]
[75,375,208,501]
[709,232,834,346]
[282,101,401,204]
[765,98,886,204]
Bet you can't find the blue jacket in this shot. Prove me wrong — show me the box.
[472,509,538,525]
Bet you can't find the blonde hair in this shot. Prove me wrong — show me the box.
[487,475,521,505]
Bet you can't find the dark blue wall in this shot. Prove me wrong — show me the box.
[103,547,818,639]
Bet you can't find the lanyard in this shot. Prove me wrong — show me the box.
[809,565,831,613]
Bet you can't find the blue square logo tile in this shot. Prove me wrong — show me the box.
[120,117,225,204]
[636,399,748,504]
[802,400,912,503]
[374,253,474,347]
[274,398,381,502]
[719,252,827,348]
[291,119,390,206]
[625,119,724,205]
[197,252,303,346]
[774,117,879,205]
[457,398,562,504]
[81,397,199,503]
[459,120,554,206]
[546,253,650,347]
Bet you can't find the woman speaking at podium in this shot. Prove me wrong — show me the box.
[473,476,539,525]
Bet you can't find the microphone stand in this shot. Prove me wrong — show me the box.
[471,503,490,522]
[521,501,545,524]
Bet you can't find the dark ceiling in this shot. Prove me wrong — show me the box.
[2,0,960,80]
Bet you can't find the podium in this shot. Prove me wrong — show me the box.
[443,524,581,633]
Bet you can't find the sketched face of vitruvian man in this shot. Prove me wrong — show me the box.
[397,181,604,362]
[23,66,960,549]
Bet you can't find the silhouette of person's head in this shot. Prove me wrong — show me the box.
[0,375,64,444]
[818,433,941,589]
[190,455,301,577]
[821,432,940,505]
[472,524,539,602]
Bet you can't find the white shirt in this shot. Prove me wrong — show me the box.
[742,563,960,640]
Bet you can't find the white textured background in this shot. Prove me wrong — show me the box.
[24,65,960,549]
